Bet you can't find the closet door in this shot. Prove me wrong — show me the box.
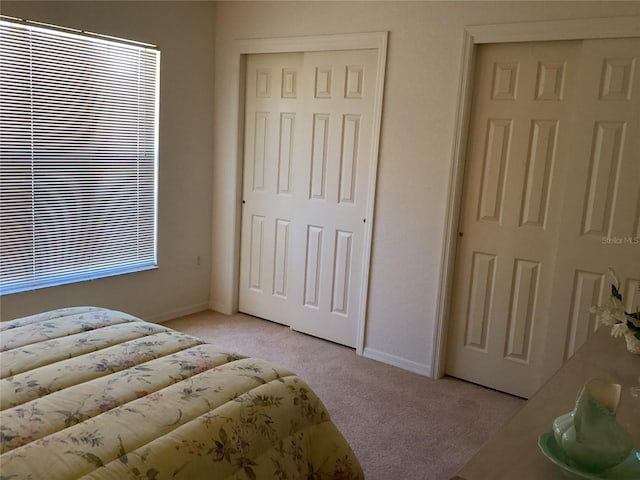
[289,49,378,347]
[239,49,380,348]
[446,38,640,398]
[239,53,303,326]
[446,41,581,398]
[542,37,640,378]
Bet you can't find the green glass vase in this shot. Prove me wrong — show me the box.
[552,379,633,472]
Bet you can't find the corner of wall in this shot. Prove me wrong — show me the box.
[208,299,232,315]
[363,347,432,377]
[146,302,210,324]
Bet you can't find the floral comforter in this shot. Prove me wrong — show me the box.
[0,307,362,479]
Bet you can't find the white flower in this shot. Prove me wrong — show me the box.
[611,322,629,338]
[608,267,621,291]
[591,267,640,341]
[591,296,628,326]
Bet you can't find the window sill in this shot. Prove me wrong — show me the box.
[0,264,158,296]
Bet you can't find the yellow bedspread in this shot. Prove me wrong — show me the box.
[0,307,363,479]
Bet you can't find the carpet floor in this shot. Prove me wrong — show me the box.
[164,310,524,480]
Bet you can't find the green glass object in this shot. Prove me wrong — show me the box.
[552,379,634,472]
[538,432,640,480]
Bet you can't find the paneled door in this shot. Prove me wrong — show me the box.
[239,49,379,348]
[446,38,640,398]
[542,38,640,378]
[446,41,581,398]
[239,53,302,326]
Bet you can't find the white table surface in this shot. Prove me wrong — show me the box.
[454,329,640,480]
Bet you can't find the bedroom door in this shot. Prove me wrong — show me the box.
[446,38,640,398]
[239,49,380,348]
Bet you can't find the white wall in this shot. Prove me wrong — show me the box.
[0,1,216,322]
[210,1,640,374]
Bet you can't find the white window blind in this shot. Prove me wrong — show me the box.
[0,19,160,295]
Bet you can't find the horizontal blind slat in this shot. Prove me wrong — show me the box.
[0,19,159,295]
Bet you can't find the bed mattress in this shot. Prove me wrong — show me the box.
[0,306,363,479]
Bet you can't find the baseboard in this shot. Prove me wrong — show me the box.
[363,347,432,377]
[147,302,210,324]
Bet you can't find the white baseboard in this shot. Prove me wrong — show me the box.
[363,347,432,377]
[147,302,210,324]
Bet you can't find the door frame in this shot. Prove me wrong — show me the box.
[229,32,388,355]
[432,16,640,378]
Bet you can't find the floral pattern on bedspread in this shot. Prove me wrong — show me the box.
[1,331,206,410]
[0,306,116,332]
[0,307,363,479]
[0,322,171,378]
[0,307,138,352]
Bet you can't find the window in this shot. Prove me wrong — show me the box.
[0,17,160,295]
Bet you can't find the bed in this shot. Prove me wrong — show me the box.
[0,306,363,479]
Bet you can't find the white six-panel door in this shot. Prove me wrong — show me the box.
[239,53,302,326]
[543,38,640,378]
[446,41,582,398]
[239,49,379,348]
[446,38,640,398]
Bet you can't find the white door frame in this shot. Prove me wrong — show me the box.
[229,32,388,355]
[432,16,640,379]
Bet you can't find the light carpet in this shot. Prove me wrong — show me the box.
[164,310,524,479]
